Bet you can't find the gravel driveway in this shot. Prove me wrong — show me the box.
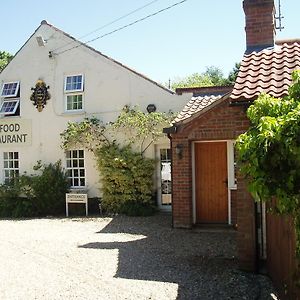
[0,214,276,299]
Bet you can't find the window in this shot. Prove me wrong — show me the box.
[66,94,83,111]
[64,75,83,92]
[0,99,20,115]
[1,81,20,97]
[64,75,84,112]
[0,81,20,116]
[66,150,86,187]
[3,152,19,184]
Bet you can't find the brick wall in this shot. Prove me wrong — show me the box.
[170,98,257,270]
[243,0,275,50]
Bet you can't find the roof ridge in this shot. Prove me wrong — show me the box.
[40,21,174,94]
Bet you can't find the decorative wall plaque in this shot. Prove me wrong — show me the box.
[30,80,50,112]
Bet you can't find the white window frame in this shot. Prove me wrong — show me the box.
[3,151,19,184]
[64,74,84,93]
[65,93,84,112]
[66,149,86,188]
[1,81,20,98]
[0,99,20,115]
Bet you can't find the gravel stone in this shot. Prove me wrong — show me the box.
[0,214,277,299]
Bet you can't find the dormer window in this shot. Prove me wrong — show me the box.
[64,74,84,112]
[1,81,20,97]
[0,81,20,116]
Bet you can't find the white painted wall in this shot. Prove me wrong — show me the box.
[0,22,190,199]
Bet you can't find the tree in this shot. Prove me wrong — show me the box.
[227,62,241,84]
[236,70,300,258]
[0,51,13,72]
[169,65,239,90]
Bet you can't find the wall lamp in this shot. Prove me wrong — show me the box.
[175,144,184,159]
[146,104,156,113]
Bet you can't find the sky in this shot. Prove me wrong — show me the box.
[0,0,299,85]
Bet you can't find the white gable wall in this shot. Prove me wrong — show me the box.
[0,23,189,201]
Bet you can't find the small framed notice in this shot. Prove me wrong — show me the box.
[66,193,88,217]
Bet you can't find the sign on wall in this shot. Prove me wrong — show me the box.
[0,119,32,146]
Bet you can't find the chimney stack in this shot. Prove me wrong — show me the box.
[243,0,275,53]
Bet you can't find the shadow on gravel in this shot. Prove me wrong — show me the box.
[79,214,275,299]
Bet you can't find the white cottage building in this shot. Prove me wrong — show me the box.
[0,20,190,211]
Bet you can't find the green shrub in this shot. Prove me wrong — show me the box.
[96,143,155,215]
[0,160,69,218]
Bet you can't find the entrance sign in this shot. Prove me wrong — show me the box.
[0,119,32,146]
[66,193,88,216]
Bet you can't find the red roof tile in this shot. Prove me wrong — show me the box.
[230,41,300,102]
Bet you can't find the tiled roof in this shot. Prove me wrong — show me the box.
[230,40,300,102]
[174,94,223,123]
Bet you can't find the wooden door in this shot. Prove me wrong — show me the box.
[195,142,228,223]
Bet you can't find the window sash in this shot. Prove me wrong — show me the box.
[66,150,86,188]
[0,99,20,115]
[66,94,83,111]
[3,151,19,183]
[1,81,20,98]
[64,75,83,92]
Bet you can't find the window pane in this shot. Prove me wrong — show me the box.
[3,152,8,159]
[74,178,79,186]
[73,151,78,158]
[80,178,85,186]
[79,159,84,167]
[80,169,85,177]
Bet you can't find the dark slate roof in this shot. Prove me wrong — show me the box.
[174,86,233,123]
[230,40,300,102]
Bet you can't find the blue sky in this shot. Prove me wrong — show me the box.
[1,0,299,84]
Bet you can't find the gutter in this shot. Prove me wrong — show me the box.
[163,125,177,134]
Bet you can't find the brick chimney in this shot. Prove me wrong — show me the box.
[243,0,275,53]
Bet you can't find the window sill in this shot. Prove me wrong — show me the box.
[62,110,85,116]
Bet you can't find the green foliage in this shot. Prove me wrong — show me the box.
[170,65,235,90]
[0,161,69,218]
[60,107,169,215]
[0,51,13,72]
[96,143,155,215]
[236,70,300,257]
[60,117,109,152]
[227,62,241,84]
[112,105,173,154]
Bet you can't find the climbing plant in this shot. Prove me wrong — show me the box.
[236,70,300,258]
[112,105,173,155]
[60,117,109,152]
[60,106,172,215]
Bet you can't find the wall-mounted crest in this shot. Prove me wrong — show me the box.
[30,80,50,112]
